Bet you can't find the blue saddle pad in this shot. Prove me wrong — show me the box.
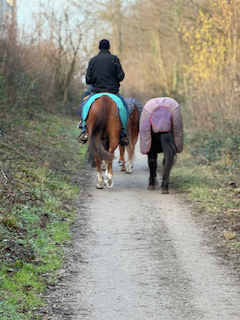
[82,93,127,130]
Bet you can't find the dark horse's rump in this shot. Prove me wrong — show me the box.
[140,97,183,193]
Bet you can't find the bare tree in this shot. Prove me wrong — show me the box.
[35,0,91,103]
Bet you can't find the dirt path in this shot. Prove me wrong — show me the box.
[43,143,240,319]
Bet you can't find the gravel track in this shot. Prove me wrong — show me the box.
[42,143,240,320]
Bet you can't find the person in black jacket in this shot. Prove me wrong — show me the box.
[78,39,129,145]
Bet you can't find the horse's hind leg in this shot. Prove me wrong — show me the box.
[104,162,114,188]
[101,160,107,170]
[95,156,104,189]
[147,150,158,190]
[162,155,174,194]
[161,132,176,194]
[126,143,134,173]
[118,145,124,166]
[119,145,126,171]
[104,146,116,188]
[126,126,138,174]
[162,166,170,194]
[126,158,133,173]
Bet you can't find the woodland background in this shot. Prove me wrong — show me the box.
[1,1,240,318]
[1,0,240,127]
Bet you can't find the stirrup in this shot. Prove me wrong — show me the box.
[78,132,88,144]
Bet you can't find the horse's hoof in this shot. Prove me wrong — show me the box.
[118,160,123,166]
[121,167,126,172]
[105,179,114,188]
[96,183,103,189]
[126,168,132,174]
[162,188,169,194]
[148,185,155,190]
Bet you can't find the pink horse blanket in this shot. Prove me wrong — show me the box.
[139,97,183,154]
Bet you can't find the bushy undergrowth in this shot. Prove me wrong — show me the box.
[171,120,240,248]
[188,120,240,167]
[0,102,87,319]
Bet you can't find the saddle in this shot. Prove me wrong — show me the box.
[81,93,128,131]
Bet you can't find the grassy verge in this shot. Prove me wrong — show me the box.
[0,105,87,319]
[170,123,240,248]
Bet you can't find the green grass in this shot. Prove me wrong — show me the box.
[172,151,239,209]
[0,104,87,319]
[170,126,240,247]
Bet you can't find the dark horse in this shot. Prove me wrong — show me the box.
[147,130,176,193]
[118,98,142,173]
[86,95,123,189]
[139,97,183,193]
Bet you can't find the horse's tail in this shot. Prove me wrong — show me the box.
[88,98,114,162]
[86,145,96,167]
[161,131,177,170]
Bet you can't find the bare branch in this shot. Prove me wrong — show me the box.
[0,162,32,187]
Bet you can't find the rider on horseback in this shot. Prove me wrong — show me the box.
[77,39,129,146]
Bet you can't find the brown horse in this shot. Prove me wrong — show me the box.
[86,95,122,189]
[118,98,142,173]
